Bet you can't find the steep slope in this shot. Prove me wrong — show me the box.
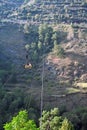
[0,0,87,117]
[0,1,87,130]
[11,0,87,24]
[0,21,87,109]
[0,0,24,19]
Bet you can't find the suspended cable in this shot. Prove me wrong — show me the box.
[3,64,16,87]
[40,46,45,130]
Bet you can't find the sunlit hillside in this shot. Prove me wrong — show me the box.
[0,0,87,130]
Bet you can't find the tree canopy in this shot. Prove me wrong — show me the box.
[4,110,39,130]
[4,108,74,130]
[40,108,74,130]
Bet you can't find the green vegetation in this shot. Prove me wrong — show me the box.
[0,22,87,130]
[4,108,74,130]
[11,0,87,24]
[0,58,12,85]
[40,108,74,130]
[65,107,87,130]
[23,24,66,65]
[53,43,65,58]
[0,88,39,130]
[4,110,39,130]
[0,0,87,129]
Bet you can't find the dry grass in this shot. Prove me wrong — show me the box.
[75,82,87,88]
[66,87,80,94]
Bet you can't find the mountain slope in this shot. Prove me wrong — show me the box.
[11,0,87,24]
[0,1,87,130]
[0,0,24,19]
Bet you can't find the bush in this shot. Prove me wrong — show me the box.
[53,43,65,58]
[4,110,39,130]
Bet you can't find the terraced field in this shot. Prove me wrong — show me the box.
[12,0,87,25]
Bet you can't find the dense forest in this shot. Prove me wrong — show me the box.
[0,0,87,130]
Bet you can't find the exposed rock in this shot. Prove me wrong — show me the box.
[80,73,87,82]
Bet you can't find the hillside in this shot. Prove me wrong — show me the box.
[10,0,87,24]
[0,24,87,130]
[0,0,24,19]
[0,0,87,130]
[0,23,87,108]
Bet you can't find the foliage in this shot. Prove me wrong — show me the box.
[25,44,30,51]
[3,108,74,130]
[40,108,74,130]
[59,118,74,130]
[24,24,55,64]
[52,31,67,43]
[38,24,53,51]
[10,73,17,83]
[1,12,87,130]
[24,23,29,34]
[4,110,39,130]
[24,25,39,43]
[24,24,67,65]
[12,0,87,24]
[0,87,39,130]
[53,43,65,58]
[65,107,87,130]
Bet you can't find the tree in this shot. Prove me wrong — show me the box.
[81,113,87,130]
[32,50,39,62]
[25,44,30,51]
[52,31,59,44]
[24,23,29,34]
[52,31,67,43]
[53,43,65,58]
[38,24,53,50]
[59,118,74,130]
[38,41,42,50]
[40,108,62,130]
[4,110,39,130]
[40,108,74,130]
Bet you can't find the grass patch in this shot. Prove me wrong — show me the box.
[66,88,80,94]
[74,83,87,89]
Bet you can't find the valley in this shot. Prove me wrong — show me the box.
[0,0,87,130]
